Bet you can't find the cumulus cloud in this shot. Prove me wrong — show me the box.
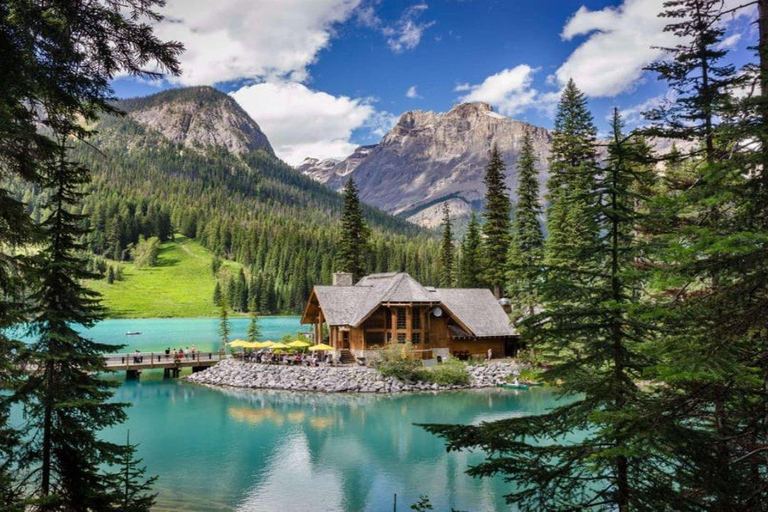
[554,0,754,98]
[405,85,421,98]
[231,82,382,165]
[455,65,542,116]
[154,0,362,86]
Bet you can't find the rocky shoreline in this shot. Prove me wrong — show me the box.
[186,359,523,393]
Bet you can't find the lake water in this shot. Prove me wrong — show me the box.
[109,379,559,511]
[15,316,306,354]
[17,318,562,511]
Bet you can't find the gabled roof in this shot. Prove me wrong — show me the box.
[434,288,516,337]
[304,273,516,338]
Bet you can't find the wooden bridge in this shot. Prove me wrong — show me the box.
[104,350,227,379]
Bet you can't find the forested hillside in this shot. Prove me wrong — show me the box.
[10,88,440,315]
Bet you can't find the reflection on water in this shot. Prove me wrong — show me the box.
[106,380,563,511]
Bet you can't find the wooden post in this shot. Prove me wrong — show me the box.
[406,306,412,344]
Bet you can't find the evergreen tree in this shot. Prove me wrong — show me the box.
[20,144,155,510]
[544,79,599,267]
[247,300,261,343]
[438,203,454,287]
[639,1,768,506]
[213,281,222,307]
[335,178,370,279]
[237,268,248,312]
[458,213,482,288]
[117,432,157,512]
[481,145,512,298]
[218,302,230,350]
[422,111,668,511]
[107,266,115,284]
[0,0,180,505]
[507,132,544,317]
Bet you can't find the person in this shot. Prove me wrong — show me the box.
[165,347,171,358]
[487,348,493,361]
[179,347,185,359]
[191,345,197,359]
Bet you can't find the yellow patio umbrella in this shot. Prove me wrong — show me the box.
[287,339,310,348]
[259,341,276,349]
[241,341,262,349]
[269,342,289,350]
[308,343,334,351]
[228,339,249,348]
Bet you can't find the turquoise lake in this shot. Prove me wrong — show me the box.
[18,318,562,511]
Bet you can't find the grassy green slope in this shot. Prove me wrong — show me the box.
[87,235,242,318]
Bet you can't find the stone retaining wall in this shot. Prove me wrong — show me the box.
[185,359,523,393]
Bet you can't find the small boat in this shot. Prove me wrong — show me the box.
[125,331,142,336]
[498,382,529,390]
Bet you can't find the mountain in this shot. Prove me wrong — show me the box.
[15,86,439,316]
[298,102,551,228]
[118,86,275,156]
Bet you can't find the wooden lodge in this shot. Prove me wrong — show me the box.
[301,272,519,362]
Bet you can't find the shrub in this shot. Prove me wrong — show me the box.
[428,359,470,386]
[376,343,470,385]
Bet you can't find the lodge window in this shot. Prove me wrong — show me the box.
[396,308,406,329]
[397,333,406,343]
[412,308,421,329]
[412,332,421,344]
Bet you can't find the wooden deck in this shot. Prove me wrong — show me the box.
[104,351,226,372]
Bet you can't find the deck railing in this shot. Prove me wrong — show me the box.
[104,350,227,369]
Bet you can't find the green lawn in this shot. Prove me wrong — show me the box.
[87,235,243,318]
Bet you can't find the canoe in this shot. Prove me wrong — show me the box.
[125,331,142,336]
[498,383,529,390]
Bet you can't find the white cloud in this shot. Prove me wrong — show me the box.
[455,65,541,116]
[405,85,421,98]
[383,4,435,53]
[231,82,380,165]
[618,90,677,125]
[554,0,754,98]
[154,0,362,86]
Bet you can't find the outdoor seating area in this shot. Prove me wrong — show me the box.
[228,339,339,367]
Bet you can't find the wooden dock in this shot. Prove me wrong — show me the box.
[104,351,226,379]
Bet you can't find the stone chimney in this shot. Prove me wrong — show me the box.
[498,298,512,314]
[333,272,354,286]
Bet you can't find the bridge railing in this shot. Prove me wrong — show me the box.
[103,350,227,369]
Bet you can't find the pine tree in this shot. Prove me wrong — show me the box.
[459,213,482,288]
[481,145,512,298]
[247,300,261,343]
[507,132,544,317]
[21,144,155,510]
[107,266,115,284]
[237,268,248,312]
[544,79,599,267]
[218,302,230,350]
[438,203,454,287]
[422,111,669,511]
[116,432,157,512]
[213,281,222,307]
[336,178,369,279]
[638,1,768,506]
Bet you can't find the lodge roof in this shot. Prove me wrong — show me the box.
[304,272,516,338]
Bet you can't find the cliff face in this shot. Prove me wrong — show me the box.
[120,86,274,156]
[298,102,551,226]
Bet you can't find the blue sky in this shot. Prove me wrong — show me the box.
[112,0,757,164]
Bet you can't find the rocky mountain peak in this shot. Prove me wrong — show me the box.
[118,86,274,156]
[448,102,494,116]
[297,104,551,227]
